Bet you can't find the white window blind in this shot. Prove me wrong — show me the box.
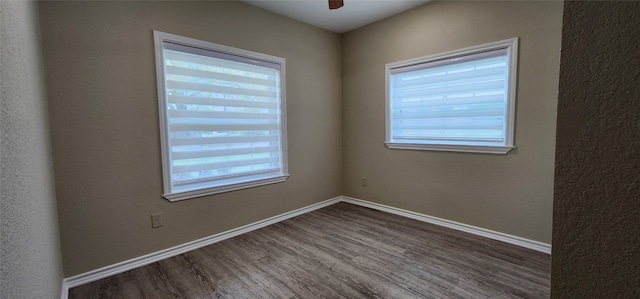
[154,32,288,201]
[385,38,518,154]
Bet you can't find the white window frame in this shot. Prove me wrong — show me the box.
[385,38,518,154]
[154,31,288,201]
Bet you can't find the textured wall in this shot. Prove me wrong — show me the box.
[38,1,342,276]
[0,1,64,298]
[341,1,563,243]
[552,1,640,297]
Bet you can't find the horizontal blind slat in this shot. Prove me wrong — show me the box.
[169,122,279,132]
[393,80,505,99]
[168,95,277,108]
[392,66,505,88]
[168,109,277,120]
[165,49,278,76]
[392,94,504,109]
[392,136,504,143]
[165,65,276,87]
[172,146,280,160]
[390,49,508,74]
[393,108,504,120]
[173,156,279,173]
[393,121,503,130]
[167,80,277,99]
[170,135,278,146]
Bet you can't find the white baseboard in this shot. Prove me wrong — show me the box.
[61,195,550,298]
[340,196,551,254]
[60,196,342,299]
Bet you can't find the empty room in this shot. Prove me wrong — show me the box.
[1,0,638,298]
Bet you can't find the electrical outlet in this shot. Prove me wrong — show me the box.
[151,213,162,228]
[362,177,368,187]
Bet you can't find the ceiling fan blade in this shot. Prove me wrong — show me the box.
[329,0,344,10]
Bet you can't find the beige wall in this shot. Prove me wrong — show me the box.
[342,1,563,243]
[0,1,64,297]
[38,1,342,276]
[552,1,640,297]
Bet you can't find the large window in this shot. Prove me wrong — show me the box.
[154,31,288,201]
[385,38,518,154]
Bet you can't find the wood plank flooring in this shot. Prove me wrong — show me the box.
[69,202,550,298]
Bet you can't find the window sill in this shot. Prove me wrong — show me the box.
[163,175,289,202]
[385,142,515,154]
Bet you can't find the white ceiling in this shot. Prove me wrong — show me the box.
[240,0,432,34]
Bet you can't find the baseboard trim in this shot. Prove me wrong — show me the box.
[60,196,342,298]
[340,196,551,254]
[61,194,550,298]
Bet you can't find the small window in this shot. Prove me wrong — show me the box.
[385,38,518,154]
[154,31,288,201]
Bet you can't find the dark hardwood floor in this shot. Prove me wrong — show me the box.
[70,202,550,298]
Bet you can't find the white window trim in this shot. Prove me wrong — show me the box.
[385,37,518,155]
[154,31,288,202]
